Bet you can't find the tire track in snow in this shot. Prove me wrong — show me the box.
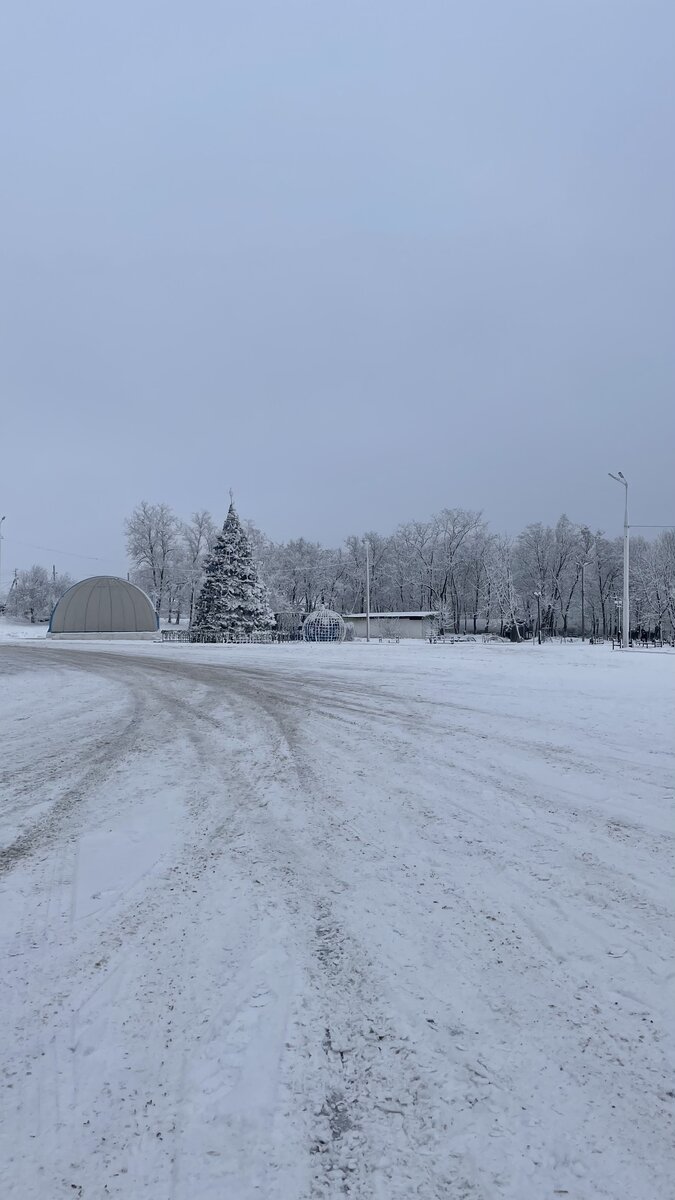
[2,642,673,1200]
[0,662,145,874]
[190,673,485,1198]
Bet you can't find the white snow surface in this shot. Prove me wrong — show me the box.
[1,639,673,1200]
[0,618,48,640]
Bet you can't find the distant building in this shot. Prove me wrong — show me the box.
[48,576,158,640]
[344,611,439,640]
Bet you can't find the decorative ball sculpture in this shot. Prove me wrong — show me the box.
[302,607,346,643]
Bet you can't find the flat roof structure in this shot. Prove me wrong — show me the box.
[344,611,438,620]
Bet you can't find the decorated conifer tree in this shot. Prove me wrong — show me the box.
[190,499,275,639]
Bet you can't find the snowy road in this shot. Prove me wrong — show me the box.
[1,641,673,1199]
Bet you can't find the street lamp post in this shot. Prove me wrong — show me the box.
[608,472,629,648]
[365,539,371,643]
[614,598,623,644]
[0,516,5,609]
[579,558,592,642]
[533,590,542,645]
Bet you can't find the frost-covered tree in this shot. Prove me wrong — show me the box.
[182,510,217,625]
[490,534,523,639]
[460,528,493,634]
[125,501,179,617]
[191,500,275,638]
[11,565,74,623]
[268,538,327,613]
[121,499,675,638]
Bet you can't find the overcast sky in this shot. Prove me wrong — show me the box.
[2,1,674,583]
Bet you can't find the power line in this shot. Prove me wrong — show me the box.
[4,538,102,560]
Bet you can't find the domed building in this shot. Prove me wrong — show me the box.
[48,576,158,640]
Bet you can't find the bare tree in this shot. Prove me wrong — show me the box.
[125,502,179,617]
[632,532,675,639]
[490,535,522,639]
[12,565,74,623]
[514,523,555,633]
[13,565,51,622]
[271,539,328,613]
[550,516,583,636]
[461,529,493,634]
[183,510,217,624]
[340,533,393,614]
[431,509,485,631]
[592,534,622,637]
[119,500,675,640]
[395,519,437,610]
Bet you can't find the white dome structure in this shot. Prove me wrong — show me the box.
[302,607,346,643]
[48,576,158,640]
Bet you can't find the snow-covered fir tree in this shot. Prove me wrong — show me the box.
[190,499,275,639]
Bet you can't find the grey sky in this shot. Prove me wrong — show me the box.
[2,1,673,583]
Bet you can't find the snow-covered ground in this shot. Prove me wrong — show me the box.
[0,617,48,640]
[1,639,673,1199]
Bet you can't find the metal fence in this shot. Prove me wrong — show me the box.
[161,629,298,644]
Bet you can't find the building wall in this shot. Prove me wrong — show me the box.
[47,630,158,641]
[348,615,434,640]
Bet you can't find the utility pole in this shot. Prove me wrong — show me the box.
[608,472,629,648]
[365,539,371,643]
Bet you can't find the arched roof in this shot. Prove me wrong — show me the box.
[49,576,158,634]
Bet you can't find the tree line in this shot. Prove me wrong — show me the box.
[124,502,675,640]
[5,503,672,637]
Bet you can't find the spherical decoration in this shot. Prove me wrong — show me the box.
[302,607,346,643]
